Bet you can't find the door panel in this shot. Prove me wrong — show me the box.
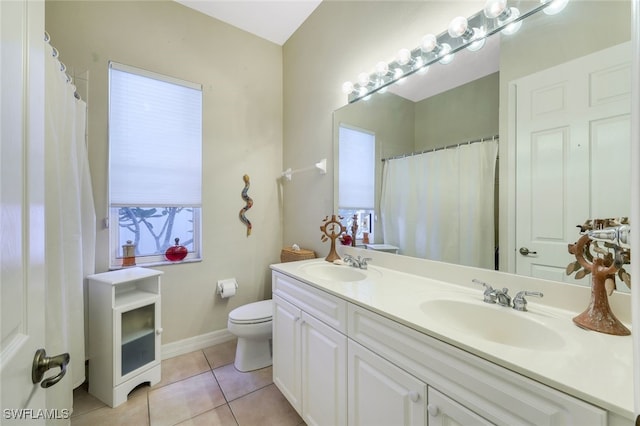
[0,0,47,422]
[515,42,631,284]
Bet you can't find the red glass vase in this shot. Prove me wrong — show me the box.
[165,238,188,261]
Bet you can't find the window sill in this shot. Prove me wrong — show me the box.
[109,257,202,271]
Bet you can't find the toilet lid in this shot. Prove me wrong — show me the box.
[229,299,272,324]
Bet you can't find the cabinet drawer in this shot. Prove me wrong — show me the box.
[272,271,347,333]
[348,304,606,426]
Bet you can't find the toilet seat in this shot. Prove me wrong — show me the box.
[228,300,272,325]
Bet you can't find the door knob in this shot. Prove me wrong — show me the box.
[519,247,537,256]
[32,348,70,388]
[427,404,440,417]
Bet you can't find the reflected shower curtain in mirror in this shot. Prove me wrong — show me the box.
[380,140,498,268]
[45,38,96,413]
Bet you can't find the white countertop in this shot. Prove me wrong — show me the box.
[271,256,634,419]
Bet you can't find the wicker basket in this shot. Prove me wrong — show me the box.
[280,247,316,263]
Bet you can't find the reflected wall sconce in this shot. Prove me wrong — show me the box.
[282,158,327,181]
[342,0,570,103]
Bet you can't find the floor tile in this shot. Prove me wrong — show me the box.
[71,384,106,418]
[148,371,226,426]
[229,384,302,426]
[70,390,149,426]
[154,350,211,388]
[175,404,238,426]
[214,364,273,402]
[203,339,238,369]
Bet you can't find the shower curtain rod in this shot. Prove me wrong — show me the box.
[381,134,499,162]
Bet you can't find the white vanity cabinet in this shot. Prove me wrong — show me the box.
[87,267,163,407]
[272,268,610,426]
[272,272,348,426]
[427,387,493,426]
[348,339,426,426]
[348,304,606,426]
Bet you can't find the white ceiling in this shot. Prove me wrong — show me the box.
[175,0,322,45]
[175,0,498,103]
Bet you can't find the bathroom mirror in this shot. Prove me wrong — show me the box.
[333,0,632,289]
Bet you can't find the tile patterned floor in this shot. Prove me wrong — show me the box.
[71,339,304,426]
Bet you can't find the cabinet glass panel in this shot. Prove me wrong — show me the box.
[121,304,155,376]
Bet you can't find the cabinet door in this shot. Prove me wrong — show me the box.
[114,297,161,385]
[348,340,426,426]
[428,387,493,426]
[301,311,347,426]
[273,295,302,412]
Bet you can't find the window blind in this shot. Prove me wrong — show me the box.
[109,62,202,207]
[338,125,375,209]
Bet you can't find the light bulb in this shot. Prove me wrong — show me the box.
[341,81,354,94]
[420,34,438,53]
[414,57,425,69]
[483,0,507,19]
[542,0,569,15]
[417,65,429,75]
[357,72,370,86]
[438,43,454,65]
[375,61,389,76]
[358,86,368,97]
[393,68,404,80]
[397,48,412,66]
[448,16,471,38]
[501,7,522,35]
[466,28,486,51]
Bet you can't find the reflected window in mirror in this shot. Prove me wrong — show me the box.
[338,125,375,242]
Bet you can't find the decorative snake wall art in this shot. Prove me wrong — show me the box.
[239,174,253,236]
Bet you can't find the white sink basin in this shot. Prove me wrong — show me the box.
[420,299,565,350]
[300,263,380,282]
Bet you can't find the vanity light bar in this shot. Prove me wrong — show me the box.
[343,0,569,103]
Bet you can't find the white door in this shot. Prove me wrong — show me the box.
[515,42,631,284]
[0,0,66,423]
[300,312,347,426]
[272,295,302,413]
[347,340,426,426]
[427,387,492,426]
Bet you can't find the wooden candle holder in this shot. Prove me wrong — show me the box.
[568,234,630,336]
[320,215,346,262]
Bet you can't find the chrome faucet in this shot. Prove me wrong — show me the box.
[495,288,511,307]
[472,279,497,304]
[343,254,372,270]
[512,290,543,312]
[473,279,512,307]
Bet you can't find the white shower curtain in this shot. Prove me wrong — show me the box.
[380,140,498,269]
[44,38,96,413]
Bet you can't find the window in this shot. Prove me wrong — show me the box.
[338,125,375,241]
[108,62,202,267]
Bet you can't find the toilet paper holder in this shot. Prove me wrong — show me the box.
[217,278,238,298]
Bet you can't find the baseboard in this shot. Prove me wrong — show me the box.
[161,329,235,360]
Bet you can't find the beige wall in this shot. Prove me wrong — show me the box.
[415,72,499,150]
[45,0,283,344]
[283,1,483,256]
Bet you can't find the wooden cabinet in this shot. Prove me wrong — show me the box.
[88,267,163,407]
[272,272,347,426]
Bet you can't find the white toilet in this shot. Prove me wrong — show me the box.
[227,299,273,372]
